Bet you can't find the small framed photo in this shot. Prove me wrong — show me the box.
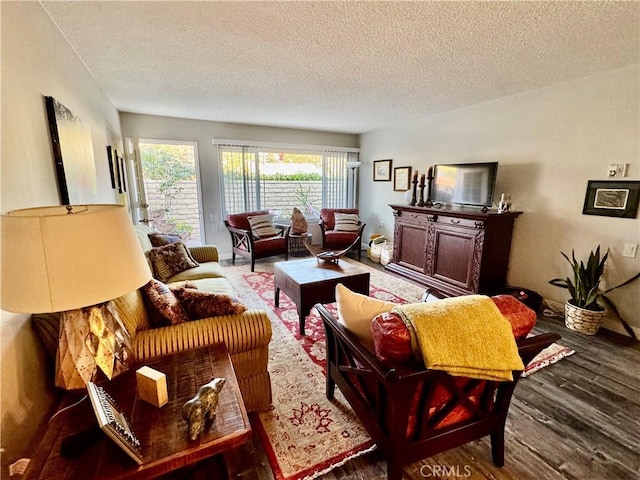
[582,180,640,218]
[373,159,392,182]
[393,166,411,191]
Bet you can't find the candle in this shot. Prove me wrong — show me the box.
[413,170,418,182]
[420,174,426,186]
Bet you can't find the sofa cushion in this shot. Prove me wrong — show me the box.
[166,262,226,283]
[248,214,277,238]
[180,277,237,298]
[149,232,182,247]
[335,284,398,351]
[142,279,190,327]
[134,223,155,253]
[174,287,247,320]
[334,213,360,232]
[149,241,200,282]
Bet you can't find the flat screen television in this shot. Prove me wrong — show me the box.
[431,162,498,208]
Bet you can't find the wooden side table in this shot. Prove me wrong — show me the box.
[24,345,251,480]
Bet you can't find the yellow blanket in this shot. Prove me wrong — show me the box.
[392,295,524,381]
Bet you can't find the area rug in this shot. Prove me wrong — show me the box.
[522,342,575,377]
[224,260,425,480]
[223,259,573,478]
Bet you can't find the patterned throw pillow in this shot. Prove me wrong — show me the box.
[142,279,190,327]
[334,213,360,232]
[247,214,277,238]
[148,241,199,282]
[173,287,247,320]
[148,232,182,247]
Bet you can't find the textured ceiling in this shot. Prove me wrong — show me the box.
[41,1,639,134]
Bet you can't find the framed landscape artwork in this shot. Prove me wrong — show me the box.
[45,96,98,205]
[373,159,392,181]
[582,180,640,218]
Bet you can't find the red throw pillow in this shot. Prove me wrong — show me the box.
[371,312,413,367]
[490,294,537,340]
[173,287,247,320]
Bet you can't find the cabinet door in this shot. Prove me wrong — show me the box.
[393,216,430,273]
[427,223,484,293]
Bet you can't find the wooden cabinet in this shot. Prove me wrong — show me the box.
[386,204,521,297]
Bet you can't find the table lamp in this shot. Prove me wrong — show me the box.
[1,204,152,389]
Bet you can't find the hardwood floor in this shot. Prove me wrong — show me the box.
[222,254,640,480]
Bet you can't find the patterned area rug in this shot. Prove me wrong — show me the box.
[223,259,573,478]
[522,342,575,377]
[224,259,425,480]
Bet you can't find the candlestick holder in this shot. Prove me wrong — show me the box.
[409,178,418,206]
[425,171,434,206]
[417,184,426,206]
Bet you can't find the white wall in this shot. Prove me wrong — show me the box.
[1,3,123,473]
[119,113,358,254]
[359,65,640,335]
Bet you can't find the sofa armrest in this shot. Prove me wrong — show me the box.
[133,310,272,360]
[188,245,219,263]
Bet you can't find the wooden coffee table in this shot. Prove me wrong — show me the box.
[24,345,250,479]
[274,257,370,335]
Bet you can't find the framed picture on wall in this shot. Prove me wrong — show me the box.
[582,180,640,218]
[44,96,98,205]
[373,159,392,181]
[393,166,411,191]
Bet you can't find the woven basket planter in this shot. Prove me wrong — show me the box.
[565,301,605,335]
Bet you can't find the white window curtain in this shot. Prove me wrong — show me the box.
[215,141,359,216]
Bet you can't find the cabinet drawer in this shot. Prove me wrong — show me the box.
[436,215,484,229]
[398,211,435,226]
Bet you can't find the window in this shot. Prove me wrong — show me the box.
[215,141,359,218]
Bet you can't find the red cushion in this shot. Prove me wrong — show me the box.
[490,294,537,340]
[371,296,536,368]
[324,231,359,248]
[253,236,286,254]
[226,210,269,231]
[371,312,412,367]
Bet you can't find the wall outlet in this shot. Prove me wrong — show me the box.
[608,163,628,177]
[622,243,638,258]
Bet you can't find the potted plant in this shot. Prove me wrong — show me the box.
[549,246,639,338]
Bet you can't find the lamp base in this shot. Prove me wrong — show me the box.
[55,301,133,390]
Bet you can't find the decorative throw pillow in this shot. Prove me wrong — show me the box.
[148,232,182,247]
[248,214,277,238]
[335,283,398,350]
[173,287,247,320]
[334,213,360,232]
[291,207,308,234]
[148,241,199,282]
[142,279,190,328]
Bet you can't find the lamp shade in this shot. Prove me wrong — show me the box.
[1,204,151,313]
